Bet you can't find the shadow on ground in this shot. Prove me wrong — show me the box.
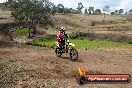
[60,56,83,63]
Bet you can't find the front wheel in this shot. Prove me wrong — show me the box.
[76,76,87,85]
[55,47,62,57]
[70,49,78,60]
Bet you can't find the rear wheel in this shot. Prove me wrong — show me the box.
[55,47,62,57]
[70,49,78,60]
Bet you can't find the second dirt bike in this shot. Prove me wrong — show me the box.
[55,38,78,60]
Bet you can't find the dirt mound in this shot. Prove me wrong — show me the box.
[85,32,132,42]
[70,32,132,42]
[0,41,14,48]
[36,26,46,35]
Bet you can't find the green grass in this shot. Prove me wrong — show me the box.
[26,35,56,48]
[14,28,29,36]
[26,35,131,49]
[71,39,116,48]
[26,40,56,48]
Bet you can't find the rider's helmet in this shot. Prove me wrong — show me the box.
[60,27,65,35]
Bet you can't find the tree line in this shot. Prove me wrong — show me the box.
[0,0,132,38]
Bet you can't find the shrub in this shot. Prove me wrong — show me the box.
[91,21,95,26]
[27,40,53,48]
[70,32,86,39]
[69,32,78,39]
[50,43,56,49]
[128,41,132,44]
[110,21,113,23]
[15,28,29,36]
[38,35,56,41]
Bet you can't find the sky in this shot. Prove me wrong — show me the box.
[0,0,132,12]
[49,0,132,12]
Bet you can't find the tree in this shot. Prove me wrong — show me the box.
[63,7,73,14]
[130,9,132,12]
[64,8,69,14]
[51,5,57,15]
[84,8,88,14]
[111,12,115,16]
[57,3,64,13]
[76,2,84,14]
[0,2,9,10]
[128,9,132,15]
[103,5,110,18]
[69,8,73,13]
[115,10,119,15]
[119,9,123,15]
[72,9,78,14]
[125,12,127,15]
[6,0,54,37]
[88,6,94,15]
[94,9,101,15]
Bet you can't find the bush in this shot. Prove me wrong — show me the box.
[69,32,86,39]
[69,32,78,39]
[38,35,56,41]
[50,43,56,49]
[128,41,132,44]
[15,28,29,36]
[91,21,95,26]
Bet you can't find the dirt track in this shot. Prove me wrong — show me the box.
[0,43,132,88]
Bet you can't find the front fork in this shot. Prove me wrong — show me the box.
[65,45,68,53]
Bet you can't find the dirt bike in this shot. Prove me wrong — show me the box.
[55,37,78,60]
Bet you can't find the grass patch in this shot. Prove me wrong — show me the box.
[26,35,56,48]
[26,40,56,48]
[71,39,126,49]
[26,35,131,49]
[14,28,29,36]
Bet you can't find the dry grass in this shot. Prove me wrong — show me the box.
[0,10,11,18]
[51,14,132,35]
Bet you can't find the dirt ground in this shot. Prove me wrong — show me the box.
[0,43,132,88]
[0,14,132,88]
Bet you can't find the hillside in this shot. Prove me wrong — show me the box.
[48,14,132,42]
[52,14,128,30]
[0,10,132,42]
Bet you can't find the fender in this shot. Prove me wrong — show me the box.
[55,42,60,47]
[69,43,75,47]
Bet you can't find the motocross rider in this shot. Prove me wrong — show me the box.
[56,27,69,52]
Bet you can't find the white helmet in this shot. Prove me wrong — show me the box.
[61,27,65,30]
[60,27,65,33]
